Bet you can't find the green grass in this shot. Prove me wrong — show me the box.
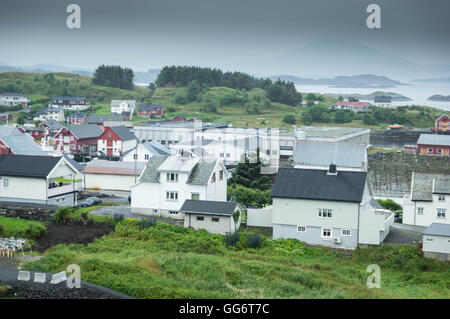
[0,216,47,239]
[24,221,450,299]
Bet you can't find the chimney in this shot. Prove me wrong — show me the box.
[327,164,338,175]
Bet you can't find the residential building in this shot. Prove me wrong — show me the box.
[0,154,81,206]
[373,95,392,107]
[82,160,146,191]
[19,126,46,139]
[34,107,65,122]
[293,141,368,171]
[87,114,125,130]
[66,112,87,125]
[137,104,164,118]
[54,124,103,154]
[334,101,371,112]
[181,200,241,235]
[110,100,136,115]
[97,126,137,157]
[422,223,450,261]
[402,172,450,227]
[417,134,450,156]
[122,140,171,163]
[0,93,29,107]
[432,114,449,134]
[50,96,89,110]
[170,115,187,122]
[0,132,47,156]
[0,113,13,124]
[268,166,393,249]
[131,155,227,220]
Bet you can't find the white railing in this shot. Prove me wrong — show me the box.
[47,182,82,197]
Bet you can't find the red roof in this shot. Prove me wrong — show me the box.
[335,101,371,108]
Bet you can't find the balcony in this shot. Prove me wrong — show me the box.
[47,180,82,197]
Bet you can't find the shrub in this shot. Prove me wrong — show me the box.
[283,115,296,124]
[247,234,262,248]
[0,224,4,236]
[54,207,72,224]
[140,219,155,229]
[224,232,240,247]
[167,106,176,113]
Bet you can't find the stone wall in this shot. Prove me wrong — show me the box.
[0,202,57,222]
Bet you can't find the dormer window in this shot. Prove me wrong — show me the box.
[167,173,178,182]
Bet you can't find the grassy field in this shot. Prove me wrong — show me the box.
[24,221,450,299]
[0,216,47,239]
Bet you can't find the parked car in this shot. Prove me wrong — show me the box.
[80,197,102,207]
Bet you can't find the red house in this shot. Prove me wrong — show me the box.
[0,113,13,123]
[97,126,137,157]
[170,115,186,122]
[432,114,449,134]
[417,134,450,156]
[137,104,164,118]
[54,124,103,154]
[66,112,88,125]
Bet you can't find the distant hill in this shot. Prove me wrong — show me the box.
[324,91,411,102]
[428,94,450,101]
[268,74,404,88]
[411,77,450,83]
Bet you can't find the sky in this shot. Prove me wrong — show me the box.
[1,0,449,79]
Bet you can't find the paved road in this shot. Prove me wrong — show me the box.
[384,223,424,244]
[90,206,133,218]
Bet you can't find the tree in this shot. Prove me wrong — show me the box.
[283,114,296,124]
[16,117,25,126]
[338,95,344,101]
[363,113,377,125]
[92,65,134,90]
[148,82,156,91]
[301,112,313,125]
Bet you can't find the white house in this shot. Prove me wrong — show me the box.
[110,100,136,115]
[259,165,393,249]
[293,141,368,171]
[131,154,227,221]
[402,172,450,227]
[422,223,450,261]
[0,154,81,206]
[50,96,89,111]
[373,95,392,108]
[0,93,29,107]
[82,160,146,191]
[34,107,65,122]
[122,140,171,163]
[181,200,241,235]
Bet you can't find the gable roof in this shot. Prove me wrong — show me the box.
[40,119,65,131]
[0,125,20,137]
[87,114,124,124]
[69,124,103,140]
[0,154,62,178]
[423,223,450,237]
[187,159,218,185]
[417,134,450,146]
[52,96,86,102]
[122,141,171,157]
[411,173,450,201]
[107,126,136,141]
[139,155,169,183]
[138,104,164,111]
[0,134,47,156]
[110,100,136,107]
[180,200,238,216]
[294,141,367,169]
[374,95,392,103]
[271,167,367,203]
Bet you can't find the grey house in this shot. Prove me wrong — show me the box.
[181,200,241,235]
[422,223,450,261]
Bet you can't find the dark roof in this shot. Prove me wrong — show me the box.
[69,124,102,140]
[109,126,136,141]
[87,114,124,124]
[0,154,61,178]
[52,96,86,101]
[187,159,218,185]
[374,95,392,103]
[411,173,450,201]
[67,112,86,118]
[180,200,238,216]
[138,104,164,111]
[271,167,367,203]
[423,223,450,237]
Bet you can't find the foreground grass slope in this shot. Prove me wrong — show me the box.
[25,221,450,299]
[0,216,47,239]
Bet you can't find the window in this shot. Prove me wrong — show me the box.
[417,207,424,215]
[321,228,332,239]
[212,217,220,222]
[145,154,149,160]
[226,153,230,158]
[3,178,9,188]
[219,170,224,181]
[437,149,443,155]
[196,216,204,221]
[191,193,200,200]
[297,226,306,233]
[153,210,158,214]
[211,172,216,183]
[219,153,224,158]
[425,237,433,242]
[133,154,138,160]
[169,211,178,215]
[318,208,332,218]
[438,194,446,202]
[266,150,270,156]
[437,209,447,218]
[166,173,178,182]
[342,229,351,237]
[428,148,433,154]
[166,192,178,201]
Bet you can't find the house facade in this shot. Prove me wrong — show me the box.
[137,104,164,118]
[417,134,450,156]
[373,95,392,108]
[0,154,81,206]
[0,93,29,107]
[122,140,171,163]
[422,223,450,261]
[51,96,89,110]
[34,107,65,122]
[110,100,136,115]
[432,114,449,134]
[97,126,137,157]
[334,101,371,112]
[54,124,103,154]
[268,166,393,249]
[0,132,47,156]
[402,172,450,227]
[131,155,227,220]
[66,112,87,125]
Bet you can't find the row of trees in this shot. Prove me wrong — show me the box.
[92,65,134,90]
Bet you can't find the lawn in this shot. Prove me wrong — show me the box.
[0,216,47,239]
[24,221,450,299]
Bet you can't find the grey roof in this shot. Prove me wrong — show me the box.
[374,95,392,103]
[0,134,47,156]
[417,134,450,147]
[187,159,218,185]
[0,93,26,97]
[370,198,384,210]
[67,112,86,118]
[64,156,84,171]
[69,124,102,140]
[110,126,136,141]
[110,100,136,107]
[83,160,146,175]
[122,141,171,157]
[139,155,169,182]
[0,155,61,178]
[411,173,450,201]
[138,104,164,111]
[41,119,65,131]
[87,114,124,124]
[271,167,367,203]
[52,96,86,102]
[294,141,367,169]
[0,126,20,137]
[180,200,238,216]
[434,179,450,194]
[423,223,450,237]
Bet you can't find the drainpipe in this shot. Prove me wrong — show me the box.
[357,204,361,247]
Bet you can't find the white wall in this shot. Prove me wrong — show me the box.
[0,176,47,201]
[247,206,273,227]
[423,234,450,254]
[84,173,138,191]
[403,195,450,227]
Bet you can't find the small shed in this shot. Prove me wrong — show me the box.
[422,223,450,261]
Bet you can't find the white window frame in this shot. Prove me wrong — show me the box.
[196,216,204,221]
[2,178,9,188]
[166,191,179,201]
[321,227,332,239]
[417,207,424,215]
[211,217,220,222]
[297,226,306,233]
[437,208,447,219]
[318,208,333,218]
[166,173,178,182]
[341,229,351,237]
[438,194,445,202]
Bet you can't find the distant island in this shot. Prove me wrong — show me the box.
[324,91,412,102]
[428,94,450,101]
[268,74,405,88]
[411,77,450,83]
